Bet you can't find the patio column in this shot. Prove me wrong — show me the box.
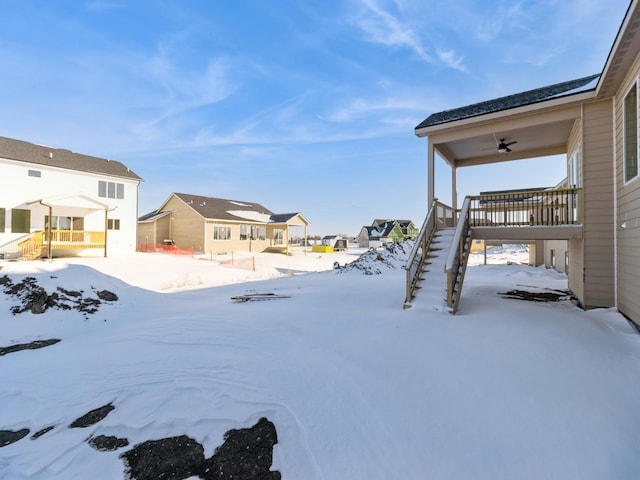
[451,165,458,212]
[427,138,435,206]
[104,208,108,257]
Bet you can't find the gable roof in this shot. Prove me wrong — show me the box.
[138,210,171,222]
[0,136,142,181]
[173,193,274,222]
[415,74,600,130]
[269,213,307,224]
[364,221,399,238]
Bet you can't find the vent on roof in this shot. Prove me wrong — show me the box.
[49,152,53,159]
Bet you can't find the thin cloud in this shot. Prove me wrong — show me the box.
[353,0,469,71]
[354,0,432,62]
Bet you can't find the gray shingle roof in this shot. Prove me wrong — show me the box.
[415,74,600,130]
[269,213,300,223]
[173,193,274,221]
[138,210,171,222]
[0,136,142,180]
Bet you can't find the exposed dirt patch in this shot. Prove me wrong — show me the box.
[1,275,117,317]
[499,289,576,303]
[0,338,61,357]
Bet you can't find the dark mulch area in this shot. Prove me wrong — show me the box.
[499,289,576,302]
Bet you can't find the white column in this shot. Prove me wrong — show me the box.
[427,139,435,206]
[451,166,458,211]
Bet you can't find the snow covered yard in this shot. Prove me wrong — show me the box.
[2,245,640,479]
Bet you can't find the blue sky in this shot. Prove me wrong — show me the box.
[0,1,630,235]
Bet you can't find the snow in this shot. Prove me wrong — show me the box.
[2,244,640,479]
[226,210,272,222]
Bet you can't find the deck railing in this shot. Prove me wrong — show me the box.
[41,230,106,245]
[404,199,457,308]
[445,197,472,314]
[468,187,582,227]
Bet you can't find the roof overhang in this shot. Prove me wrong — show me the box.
[27,193,111,210]
[596,0,640,98]
[415,91,596,168]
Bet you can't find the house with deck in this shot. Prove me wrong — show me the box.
[405,0,640,326]
[0,136,142,259]
[137,193,309,255]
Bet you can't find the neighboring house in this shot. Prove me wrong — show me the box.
[358,219,417,247]
[0,136,142,259]
[321,235,348,250]
[411,0,640,324]
[137,193,309,255]
[372,219,418,240]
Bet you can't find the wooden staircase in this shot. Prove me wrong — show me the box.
[18,234,43,260]
[404,197,473,314]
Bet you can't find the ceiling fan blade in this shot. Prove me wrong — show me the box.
[505,141,518,147]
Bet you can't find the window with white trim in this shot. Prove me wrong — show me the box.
[623,82,638,182]
[107,219,120,230]
[213,226,231,240]
[98,180,125,199]
[240,224,248,240]
[250,225,266,240]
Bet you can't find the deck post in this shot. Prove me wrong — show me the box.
[427,139,435,206]
[104,208,108,258]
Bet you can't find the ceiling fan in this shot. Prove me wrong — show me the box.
[497,138,517,153]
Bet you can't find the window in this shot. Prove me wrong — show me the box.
[624,83,638,182]
[569,150,579,187]
[240,224,248,240]
[11,209,30,233]
[45,216,84,230]
[273,229,284,245]
[213,226,231,240]
[28,169,41,178]
[0,208,5,233]
[107,219,120,230]
[98,180,125,199]
[550,249,556,268]
[250,225,266,240]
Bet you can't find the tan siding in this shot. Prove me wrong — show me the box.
[137,223,155,248]
[614,55,640,324]
[164,196,205,252]
[567,238,584,302]
[581,100,615,308]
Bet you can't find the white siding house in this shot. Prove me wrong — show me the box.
[0,136,142,259]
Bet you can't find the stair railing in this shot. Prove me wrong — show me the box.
[445,196,472,314]
[404,198,454,308]
[18,232,44,260]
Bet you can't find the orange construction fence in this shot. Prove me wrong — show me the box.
[137,243,194,256]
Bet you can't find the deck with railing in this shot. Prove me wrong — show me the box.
[468,187,582,227]
[17,230,106,259]
[405,187,583,312]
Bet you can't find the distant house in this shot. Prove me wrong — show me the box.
[358,219,417,247]
[0,136,142,259]
[321,235,348,251]
[137,193,309,255]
